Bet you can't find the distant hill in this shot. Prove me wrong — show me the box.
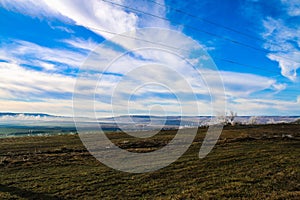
[292,119,300,124]
[1,113,300,127]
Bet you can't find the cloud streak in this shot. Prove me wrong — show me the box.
[261,6,300,81]
[0,0,169,39]
[0,62,75,99]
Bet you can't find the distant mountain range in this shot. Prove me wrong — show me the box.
[0,112,299,127]
[0,112,299,137]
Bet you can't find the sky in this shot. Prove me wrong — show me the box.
[0,0,300,117]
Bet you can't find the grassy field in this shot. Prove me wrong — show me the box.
[0,124,299,199]
[0,126,78,138]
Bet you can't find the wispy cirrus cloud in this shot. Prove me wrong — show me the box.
[0,62,75,99]
[0,0,168,39]
[0,37,288,116]
[0,0,57,19]
[227,96,300,116]
[260,2,300,81]
[281,0,300,16]
[0,39,86,73]
[42,0,139,39]
[62,37,99,51]
[220,71,286,96]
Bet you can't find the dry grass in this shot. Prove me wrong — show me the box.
[0,124,299,199]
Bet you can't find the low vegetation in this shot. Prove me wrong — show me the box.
[0,124,299,199]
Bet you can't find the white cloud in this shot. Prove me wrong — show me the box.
[220,71,278,96]
[262,15,300,81]
[0,0,143,39]
[124,0,169,28]
[71,27,287,117]
[0,114,72,122]
[271,82,287,91]
[262,18,296,51]
[0,62,75,98]
[281,0,300,16]
[267,53,300,81]
[63,37,99,51]
[0,0,58,19]
[42,0,139,39]
[0,99,74,117]
[49,24,74,33]
[0,40,86,72]
[227,97,300,116]
[0,61,295,117]
[0,0,171,40]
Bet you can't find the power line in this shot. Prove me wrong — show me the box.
[46,3,291,78]
[213,57,280,75]
[101,0,300,65]
[62,25,299,95]
[146,0,286,50]
[69,24,281,76]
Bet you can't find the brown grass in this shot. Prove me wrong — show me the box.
[0,124,299,199]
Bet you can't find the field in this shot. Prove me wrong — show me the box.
[0,126,78,138]
[0,124,300,199]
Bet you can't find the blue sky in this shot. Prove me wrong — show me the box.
[0,0,299,117]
